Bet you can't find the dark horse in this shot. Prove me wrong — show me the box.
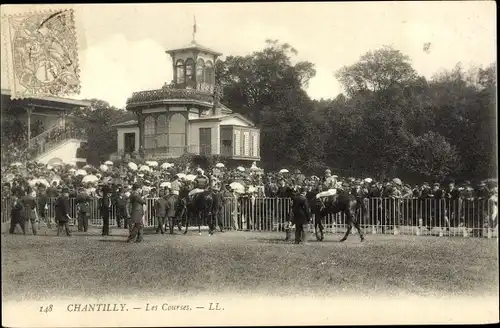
[312,190,366,242]
[179,189,222,235]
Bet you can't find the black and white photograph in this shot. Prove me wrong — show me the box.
[1,2,498,326]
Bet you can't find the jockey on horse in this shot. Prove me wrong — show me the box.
[188,168,210,202]
[315,169,339,209]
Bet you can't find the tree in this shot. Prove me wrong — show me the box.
[216,39,316,125]
[70,99,132,165]
[403,131,461,181]
[335,45,418,97]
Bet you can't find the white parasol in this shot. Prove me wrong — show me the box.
[185,174,196,181]
[247,185,256,193]
[229,182,245,194]
[279,169,289,174]
[237,166,245,172]
[37,179,50,187]
[69,168,76,173]
[5,173,15,183]
[82,175,99,183]
[364,178,373,183]
[139,165,151,172]
[83,164,92,169]
[215,162,225,168]
[160,181,171,188]
[146,161,159,167]
[104,160,114,165]
[250,162,259,171]
[10,162,23,167]
[75,169,87,176]
[47,158,64,166]
[161,162,173,169]
[128,162,138,171]
[28,179,38,187]
[176,173,186,179]
[392,178,402,186]
[99,164,109,172]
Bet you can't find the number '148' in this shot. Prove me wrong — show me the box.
[40,305,53,313]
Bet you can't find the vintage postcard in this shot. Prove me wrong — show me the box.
[1,2,498,327]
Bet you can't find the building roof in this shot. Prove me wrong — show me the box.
[165,40,222,57]
[112,120,138,128]
[1,88,91,110]
[190,113,255,127]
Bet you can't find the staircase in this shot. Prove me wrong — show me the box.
[28,125,87,166]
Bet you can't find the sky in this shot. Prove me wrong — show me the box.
[1,2,496,108]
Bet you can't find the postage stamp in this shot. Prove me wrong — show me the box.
[2,8,81,99]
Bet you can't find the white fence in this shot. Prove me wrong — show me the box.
[2,197,498,238]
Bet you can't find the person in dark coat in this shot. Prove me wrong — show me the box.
[37,185,51,229]
[22,190,39,235]
[166,189,178,234]
[289,187,312,244]
[55,187,72,236]
[155,190,168,234]
[114,188,128,229]
[444,181,460,227]
[75,187,92,232]
[99,184,112,236]
[127,183,146,243]
[9,194,25,234]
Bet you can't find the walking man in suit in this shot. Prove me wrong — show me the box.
[55,187,72,237]
[127,183,146,243]
[289,187,312,244]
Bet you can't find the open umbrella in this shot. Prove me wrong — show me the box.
[392,178,402,186]
[37,179,50,187]
[99,164,109,172]
[229,182,245,194]
[47,158,64,166]
[185,174,196,181]
[128,162,138,171]
[364,178,373,183]
[160,181,171,188]
[237,166,245,172]
[75,169,87,176]
[10,162,23,167]
[69,168,76,173]
[146,161,158,167]
[279,169,289,174]
[82,175,98,184]
[139,165,151,172]
[215,163,225,168]
[83,164,92,170]
[28,179,38,187]
[104,160,114,166]
[161,162,173,170]
[176,173,186,179]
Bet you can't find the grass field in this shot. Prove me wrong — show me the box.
[1,226,498,302]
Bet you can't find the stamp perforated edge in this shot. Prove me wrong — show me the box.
[1,7,82,100]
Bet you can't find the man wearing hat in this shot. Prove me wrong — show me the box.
[55,187,72,236]
[154,189,169,234]
[114,187,128,229]
[444,180,460,227]
[98,183,112,236]
[287,187,311,244]
[75,187,92,232]
[188,168,209,201]
[127,183,146,243]
[316,169,338,200]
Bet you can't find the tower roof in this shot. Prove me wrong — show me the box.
[165,40,222,57]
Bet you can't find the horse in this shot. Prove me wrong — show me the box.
[179,189,221,236]
[311,189,366,242]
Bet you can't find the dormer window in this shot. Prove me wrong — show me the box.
[176,59,185,84]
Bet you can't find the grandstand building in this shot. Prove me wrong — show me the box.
[0,89,90,166]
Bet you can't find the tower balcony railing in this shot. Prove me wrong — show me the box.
[126,82,215,106]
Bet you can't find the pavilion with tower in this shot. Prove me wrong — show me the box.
[113,22,261,163]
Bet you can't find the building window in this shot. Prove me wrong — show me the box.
[196,58,205,85]
[169,113,186,154]
[185,58,195,84]
[205,60,214,84]
[252,132,259,157]
[242,131,250,156]
[233,130,241,156]
[176,59,185,84]
[156,114,168,148]
[144,116,156,149]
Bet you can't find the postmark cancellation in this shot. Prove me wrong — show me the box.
[2,8,81,99]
